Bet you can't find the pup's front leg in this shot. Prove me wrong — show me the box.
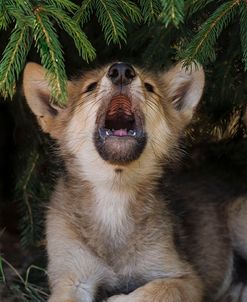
[107,276,203,302]
[47,212,115,302]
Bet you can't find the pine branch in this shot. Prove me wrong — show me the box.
[75,0,141,41]
[0,2,12,30]
[240,2,247,71]
[139,0,162,23]
[7,0,33,13]
[42,5,96,62]
[180,0,240,65]
[0,1,97,102]
[0,25,32,98]
[117,0,142,23]
[161,0,184,28]
[185,0,215,17]
[95,0,127,44]
[16,145,51,248]
[46,0,78,13]
[3,0,34,27]
[21,163,39,246]
[33,7,67,104]
[74,0,95,25]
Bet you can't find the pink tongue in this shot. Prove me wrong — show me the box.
[113,129,128,136]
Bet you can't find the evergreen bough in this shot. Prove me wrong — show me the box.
[0,0,246,104]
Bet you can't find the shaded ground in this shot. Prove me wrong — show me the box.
[0,232,31,302]
[0,229,48,302]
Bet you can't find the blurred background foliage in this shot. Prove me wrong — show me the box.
[0,0,247,300]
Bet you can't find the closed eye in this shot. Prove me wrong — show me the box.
[85,82,97,93]
[144,82,154,93]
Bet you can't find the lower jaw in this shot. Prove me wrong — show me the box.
[94,133,147,165]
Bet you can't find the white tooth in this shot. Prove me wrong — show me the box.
[132,131,136,136]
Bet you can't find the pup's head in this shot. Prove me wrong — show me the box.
[23,62,204,180]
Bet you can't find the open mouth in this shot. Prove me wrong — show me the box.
[94,94,146,164]
[98,95,143,140]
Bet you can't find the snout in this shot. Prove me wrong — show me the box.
[93,63,147,165]
[107,62,136,86]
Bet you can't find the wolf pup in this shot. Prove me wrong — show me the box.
[23,62,247,302]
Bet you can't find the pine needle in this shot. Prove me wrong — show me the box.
[0,2,12,30]
[33,8,67,104]
[42,5,96,62]
[161,0,184,28]
[117,0,142,23]
[95,0,127,44]
[186,0,215,17]
[0,25,31,99]
[240,2,247,71]
[74,0,95,25]
[46,0,79,13]
[139,0,162,24]
[180,0,240,65]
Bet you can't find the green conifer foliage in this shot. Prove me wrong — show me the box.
[0,0,246,104]
[0,0,95,103]
[240,2,247,71]
[161,0,184,28]
[180,0,241,65]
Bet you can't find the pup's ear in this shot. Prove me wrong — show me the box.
[163,62,205,123]
[23,62,67,136]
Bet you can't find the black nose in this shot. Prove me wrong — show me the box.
[108,63,136,85]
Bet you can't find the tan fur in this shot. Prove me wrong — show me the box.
[23,62,246,302]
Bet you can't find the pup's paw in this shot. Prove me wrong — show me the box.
[48,292,77,302]
[48,297,76,302]
[105,291,148,302]
[48,294,91,302]
[105,294,129,302]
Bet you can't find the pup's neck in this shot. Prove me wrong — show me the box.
[91,183,135,244]
[68,161,163,244]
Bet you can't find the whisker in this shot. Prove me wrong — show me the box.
[71,87,110,112]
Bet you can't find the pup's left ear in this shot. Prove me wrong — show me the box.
[163,62,205,123]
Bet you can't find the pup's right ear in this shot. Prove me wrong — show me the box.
[23,62,66,137]
[163,62,205,124]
